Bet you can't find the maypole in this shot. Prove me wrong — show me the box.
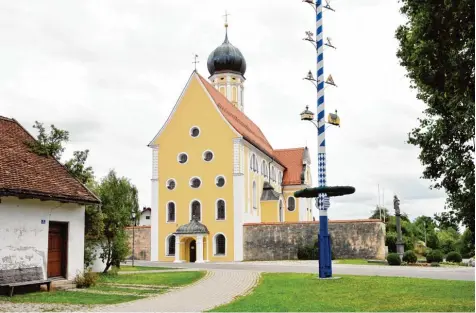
[300,0,338,279]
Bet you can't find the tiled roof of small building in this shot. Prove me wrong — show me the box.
[274,148,306,185]
[0,116,100,204]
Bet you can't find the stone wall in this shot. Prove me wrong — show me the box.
[125,226,151,261]
[243,219,386,260]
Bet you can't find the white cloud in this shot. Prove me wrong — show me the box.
[0,0,446,220]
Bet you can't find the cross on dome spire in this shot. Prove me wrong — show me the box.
[222,10,230,43]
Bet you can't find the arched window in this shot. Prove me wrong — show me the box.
[261,160,266,175]
[216,199,226,220]
[191,200,201,221]
[271,167,276,182]
[287,197,296,212]
[264,164,268,178]
[167,202,175,222]
[252,181,257,210]
[167,235,175,256]
[215,234,226,255]
[278,172,283,184]
[250,154,255,171]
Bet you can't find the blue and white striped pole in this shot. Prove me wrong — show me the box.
[316,0,332,278]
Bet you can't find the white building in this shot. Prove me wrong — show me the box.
[139,207,151,226]
[0,117,100,280]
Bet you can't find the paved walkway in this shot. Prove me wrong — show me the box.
[98,270,260,312]
[132,260,475,281]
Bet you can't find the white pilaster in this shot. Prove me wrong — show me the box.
[196,235,204,263]
[174,235,182,263]
[150,147,159,261]
[233,175,245,261]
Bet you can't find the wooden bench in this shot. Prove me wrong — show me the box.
[0,267,51,297]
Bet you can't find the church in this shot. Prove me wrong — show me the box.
[148,22,314,263]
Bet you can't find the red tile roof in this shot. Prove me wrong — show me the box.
[274,148,305,185]
[0,117,100,204]
[197,73,307,186]
[198,74,278,162]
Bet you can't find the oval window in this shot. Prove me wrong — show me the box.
[203,151,214,162]
[190,127,200,137]
[166,179,176,190]
[216,176,225,187]
[190,177,201,188]
[178,153,188,164]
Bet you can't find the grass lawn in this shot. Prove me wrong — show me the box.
[335,259,374,265]
[210,273,475,312]
[0,271,206,305]
[99,270,206,287]
[1,290,140,305]
[118,265,175,272]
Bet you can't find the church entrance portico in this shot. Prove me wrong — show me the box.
[174,217,209,263]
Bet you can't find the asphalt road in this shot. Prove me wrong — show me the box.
[130,260,475,281]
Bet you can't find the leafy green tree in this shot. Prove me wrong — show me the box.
[369,206,392,221]
[65,150,95,185]
[456,229,475,258]
[434,210,460,232]
[97,170,139,272]
[436,228,460,254]
[25,121,70,159]
[395,0,475,242]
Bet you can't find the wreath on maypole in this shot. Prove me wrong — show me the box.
[294,186,355,198]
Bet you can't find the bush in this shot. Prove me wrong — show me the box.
[426,249,444,263]
[402,251,418,263]
[74,268,98,288]
[387,253,401,266]
[297,245,318,260]
[446,251,463,263]
[431,262,440,267]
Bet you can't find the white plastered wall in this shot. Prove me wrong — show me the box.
[0,197,85,280]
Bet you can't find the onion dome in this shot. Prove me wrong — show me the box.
[174,217,209,235]
[207,28,246,77]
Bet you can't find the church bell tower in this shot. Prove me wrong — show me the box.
[207,17,247,112]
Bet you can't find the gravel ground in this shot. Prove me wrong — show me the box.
[0,301,97,312]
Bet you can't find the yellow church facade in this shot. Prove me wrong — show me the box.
[148,26,313,263]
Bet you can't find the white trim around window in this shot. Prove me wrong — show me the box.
[213,232,227,256]
[189,199,202,222]
[215,198,226,221]
[165,201,176,223]
[165,233,176,256]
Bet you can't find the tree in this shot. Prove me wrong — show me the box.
[97,170,139,272]
[369,206,392,221]
[436,227,460,254]
[25,121,70,159]
[395,0,475,242]
[434,210,460,231]
[456,229,475,258]
[65,150,95,185]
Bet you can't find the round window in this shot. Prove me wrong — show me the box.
[178,153,188,164]
[216,176,225,187]
[190,177,201,188]
[203,151,214,162]
[190,127,200,137]
[166,179,176,190]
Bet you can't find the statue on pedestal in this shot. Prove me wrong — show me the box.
[393,195,404,259]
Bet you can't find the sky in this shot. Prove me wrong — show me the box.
[0,0,447,221]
